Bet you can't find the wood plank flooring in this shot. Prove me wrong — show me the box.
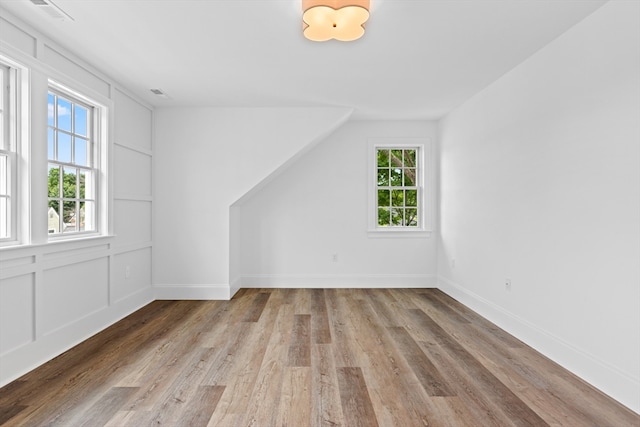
[0,288,637,426]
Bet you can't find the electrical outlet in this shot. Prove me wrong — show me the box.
[505,278,511,291]
[125,265,131,279]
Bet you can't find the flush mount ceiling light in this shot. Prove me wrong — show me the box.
[302,0,370,42]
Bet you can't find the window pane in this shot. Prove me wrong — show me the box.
[0,197,7,239]
[79,201,86,231]
[391,208,403,225]
[80,201,95,231]
[391,189,404,207]
[406,189,417,207]
[48,200,60,234]
[0,155,6,195]
[390,150,402,167]
[63,200,77,232]
[57,97,72,131]
[48,165,60,198]
[78,169,93,200]
[390,168,402,186]
[48,128,55,159]
[74,105,88,136]
[62,168,77,198]
[377,149,389,167]
[377,189,390,207]
[404,168,416,186]
[377,168,389,186]
[377,207,390,226]
[48,93,55,126]
[75,138,88,166]
[406,208,418,226]
[404,149,416,167]
[57,132,72,163]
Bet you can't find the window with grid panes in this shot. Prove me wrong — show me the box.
[376,147,419,227]
[0,62,15,241]
[47,89,97,235]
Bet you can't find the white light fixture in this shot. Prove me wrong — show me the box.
[302,0,370,42]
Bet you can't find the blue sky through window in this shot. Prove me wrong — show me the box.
[74,105,87,136]
[48,92,89,164]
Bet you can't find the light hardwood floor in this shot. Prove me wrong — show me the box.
[0,288,637,426]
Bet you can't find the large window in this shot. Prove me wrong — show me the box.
[47,89,97,235]
[0,62,17,242]
[0,53,109,246]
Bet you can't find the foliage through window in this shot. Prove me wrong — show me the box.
[48,90,96,235]
[376,147,419,227]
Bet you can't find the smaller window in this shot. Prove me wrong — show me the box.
[376,147,419,227]
[368,138,431,237]
[47,89,97,236]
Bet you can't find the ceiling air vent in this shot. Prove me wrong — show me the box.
[150,89,169,99]
[29,0,74,21]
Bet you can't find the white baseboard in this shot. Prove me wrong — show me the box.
[153,283,233,300]
[229,277,242,298]
[437,275,640,414]
[0,287,154,388]
[240,273,436,288]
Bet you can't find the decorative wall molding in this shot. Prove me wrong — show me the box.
[0,287,153,387]
[0,9,154,390]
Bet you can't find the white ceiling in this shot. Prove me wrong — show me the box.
[0,0,607,119]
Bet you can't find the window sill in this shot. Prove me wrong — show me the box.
[0,234,115,253]
[46,233,115,246]
[367,228,432,239]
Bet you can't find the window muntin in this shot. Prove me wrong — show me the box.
[376,147,420,228]
[47,90,96,235]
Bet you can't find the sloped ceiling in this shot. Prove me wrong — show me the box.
[0,0,606,119]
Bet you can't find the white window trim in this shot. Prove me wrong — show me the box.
[0,54,29,248]
[367,137,433,238]
[47,79,110,242]
[0,46,114,249]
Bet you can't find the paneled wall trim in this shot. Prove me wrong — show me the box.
[0,9,154,387]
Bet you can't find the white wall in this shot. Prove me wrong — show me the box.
[237,120,437,288]
[153,107,352,298]
[437,1,639,412]
[0,11,154,387]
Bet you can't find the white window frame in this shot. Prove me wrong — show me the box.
[368,138,432,238]
[0,55,28,247]
[47,80,109,241]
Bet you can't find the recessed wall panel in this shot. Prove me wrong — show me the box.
[0,17,36,57]
[114,145,151,197]
[114,89,152,151]
[0,274,34,355]
[113,200,152,245]
[42,45,110,97]
[112,248,152,302]
[42,258,109,335]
